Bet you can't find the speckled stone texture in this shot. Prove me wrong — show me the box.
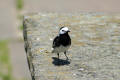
[23,13,120,80]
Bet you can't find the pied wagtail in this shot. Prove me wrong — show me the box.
[52,27,71,60]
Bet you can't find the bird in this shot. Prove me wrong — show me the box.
[52,27,71,60]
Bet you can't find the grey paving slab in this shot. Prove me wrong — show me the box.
[23,13,120,80]
[0,0,31,79]
[9,40,31,80]
[24,0,120,13]
[0,0,17,39]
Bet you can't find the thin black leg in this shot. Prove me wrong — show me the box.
[57,53,60,64]
[64,51,68,60]
[57,53,59,59]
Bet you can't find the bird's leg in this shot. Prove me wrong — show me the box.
[64,51,68,60]
[57,53,60,64]
[57,53,59,59]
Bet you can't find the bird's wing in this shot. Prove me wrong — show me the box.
[52,36,60,48]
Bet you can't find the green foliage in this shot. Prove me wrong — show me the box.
[16,0,24,10]
[19,24,23,30]
[17,15,23,20]
[0,40,13,80]
[0,41,9,63]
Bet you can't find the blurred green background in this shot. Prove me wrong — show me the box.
[0,0,120,80]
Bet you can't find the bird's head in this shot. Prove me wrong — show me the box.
[59,27,70,35]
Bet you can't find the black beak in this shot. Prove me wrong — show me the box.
[67,30,70,32]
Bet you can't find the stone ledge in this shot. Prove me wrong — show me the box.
[23,13,120,80]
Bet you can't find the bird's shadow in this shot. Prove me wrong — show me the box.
[52,57,70,66]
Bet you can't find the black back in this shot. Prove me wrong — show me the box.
[53,33,71,48]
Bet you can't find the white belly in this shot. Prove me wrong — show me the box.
[52,45,70,53]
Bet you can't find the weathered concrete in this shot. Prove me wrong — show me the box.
[0,0,16,39]
[0,0,31,79]
[23,13,120,80]
[24,0,120,13]
[9,40,31,79]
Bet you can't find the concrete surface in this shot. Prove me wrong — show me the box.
[9,40,31,80]
[1,0,120,80]
[0,0,31,79]
[24,0,120,13]
[23,13,120,80]
[0,0,16,39]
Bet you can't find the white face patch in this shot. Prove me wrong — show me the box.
[59,27,69,34]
